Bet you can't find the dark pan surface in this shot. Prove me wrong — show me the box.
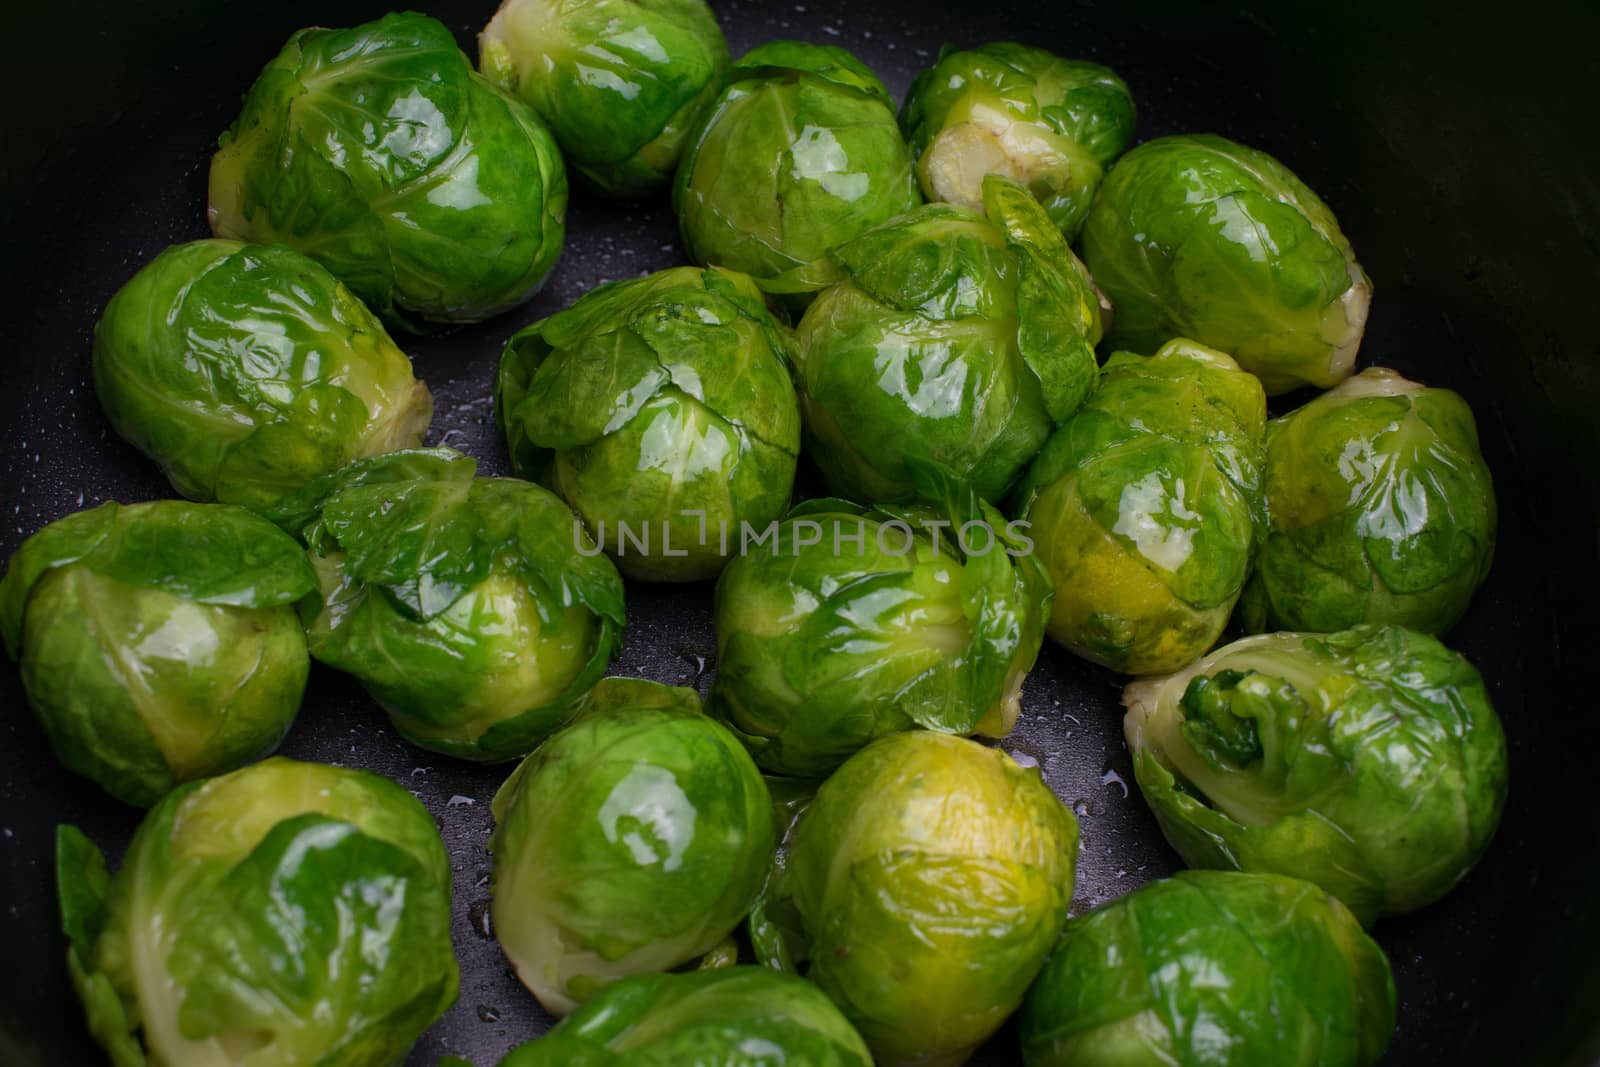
[3,1,1599,1064]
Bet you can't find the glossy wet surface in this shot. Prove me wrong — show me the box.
[3,1,1598,1064]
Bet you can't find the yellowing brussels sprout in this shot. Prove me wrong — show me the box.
[1124,625,1509,923]
[210,12,567,327]
[673,41,921,299]
[497,266,800,581]
[480,0,728,196]
[282,448,625,761]
[56,758,458,1066]
[1242,367,1496,635]
[1,501,313,807]
[709,466,1051,777]
[795,176,1103,503]
[491,678,775,1014]
[755,732,1079,1067]
[1011,338,1267,674]
[94,240,431,515]
[1021,871,1395,1067]
[498,966,872,1066]
[901,42,1135,239]
[1082,134,1371,395]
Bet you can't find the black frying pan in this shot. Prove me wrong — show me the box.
[3,1,1598,1064]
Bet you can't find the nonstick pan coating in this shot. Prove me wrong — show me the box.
[2,1,1598,1064]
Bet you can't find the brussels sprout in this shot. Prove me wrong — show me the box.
[479,0,729,196]
[673,41,921,298]
[1241,367,1496,635]
[498,966,872,1066]
[283,448,625,761]
[1,501,313,807]
[209,12,567,327]
[1081,134,1371,395]
[1020,870,1395,1067]
[1011,338,1267,674]
[1124,624,1509,923]
[491,678,774,1014]
[93,240,432,514]
[56,757,458,1065]
[709,464,1051,777]
[901,42,1134,240]
[755,732,1079,1067]
[497,265,801,581]
[794,175,1103,503]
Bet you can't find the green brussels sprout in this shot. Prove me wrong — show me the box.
[755,732,1079,1067]
[56,757,459,1065]
[708,464,1051,777]
[794,175,1103,503]
[491,678,775,1014]
[901,42,1135,240]
[497,265,801,581]
[673,41,922,298]
[1,501,314,807]
[498,966,872,1066]
[1020,870,1395,1067]
[1124,624,1509,923]
[479,0,729,196]
[209,12,567,327]
[93,240,432,515]
[1011,338,1267,674]
[1241,367,1496,635]
[1081,134,1372,395]
[282,448,625,761]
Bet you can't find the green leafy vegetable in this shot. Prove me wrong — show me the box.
[497,966,872,1066]
[708,463,1051,777]
[1124,624,1509,923]
[93,240,431,514]
[1011,338,1267,674]
[1,501,313,806]
[295,448,626,760]
[491,678,775,1015]
[756,731,1078,1067]
[209,12,567,327]
[1020,870,1396,1067]
[1081,134,1371,394]
[480,0,729,196]
[1242,367,1496,634]
[497,265,801,581]
[901,42,1134,239]
[794,175,1102,503]
[673,41,921,300]
[56,758,459,1065]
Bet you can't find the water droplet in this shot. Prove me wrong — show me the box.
[1010,750,1039,769]
[469,899,494,940]
[447,794,476,808]
[476,1004,501,1023]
